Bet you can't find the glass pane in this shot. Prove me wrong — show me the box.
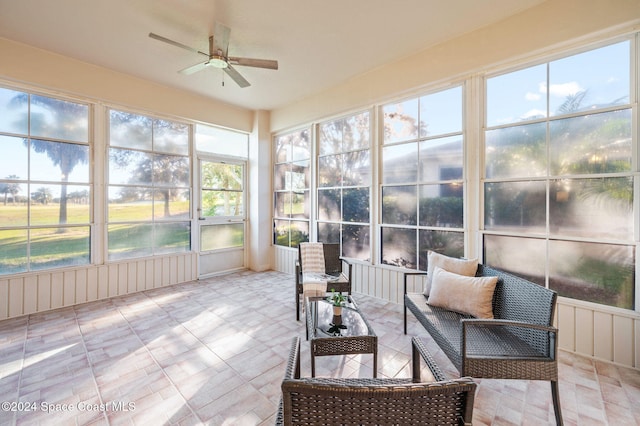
[319,119,342,155]
[109,148,153,186]
[484,181,546,232]
[202,162,242,190]
[291,161,309,190]
[200,223,243,251]
[419,86,462,137]
[485,122,547,178]
[0,183,27,226]
[195,124,248,158]
[549,109,632,175]
[0,136,28,179]
[155,222,190,254]
[382,142,418,184]
[344,112,369,151]
[274,192,291,218]
[30,184,90,225]
[383,98,419,143]
[108,223,153,260]
[154,188,190,220]
[419,184,463,227]
[201,190,242,217]
[486,64,547,127]
[30,140,89,183]
[318,222,340,244]
[30,227,90,270]
[381,227,416,269]
[274,220,290,246]
[318,189,340,221]
[343,150,370,186]
[153,154,190,187]
[291,129,310,161]
[549,41,630,115]
[274,134,291,163]
[549,177,633,240]
[549,240,634,310]
[30,95,88,142]
[290,220,309,247]
[419,136,463,182]
[109,110,152,150]
[418,230,464,272]
[382,185,417,225]
[483,235,546,285]
[291,191,309,219]
[153,119,189,154]
[343,224,370,261]
[0,88,28,134]
[318,154,342,187]
[274,163,290,190]
[108,186,153,222]
[343,188,369,223]
[0,229,27,275]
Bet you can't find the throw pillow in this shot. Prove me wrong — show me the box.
[423,251,478,296]
[427,266,498,319]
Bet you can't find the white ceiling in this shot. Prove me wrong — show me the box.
[0,0,545,111]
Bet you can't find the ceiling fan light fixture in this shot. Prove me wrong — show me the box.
[208,56,228,69]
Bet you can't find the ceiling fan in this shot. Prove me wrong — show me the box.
[149,22,278,88]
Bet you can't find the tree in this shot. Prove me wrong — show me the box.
[13,93,89,225]
[32,187,53,205]
[0,175,21,205]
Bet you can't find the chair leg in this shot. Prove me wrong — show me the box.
[403,303,407,335]
[551,380,563,425]
[295,288,300,321]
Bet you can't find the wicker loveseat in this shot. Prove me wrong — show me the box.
[276,336,477,425]
[404,264,563,425]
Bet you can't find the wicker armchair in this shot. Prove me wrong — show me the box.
[276,336,477,425]
[295,243,352,320]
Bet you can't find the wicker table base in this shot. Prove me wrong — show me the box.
[305,296,377,377]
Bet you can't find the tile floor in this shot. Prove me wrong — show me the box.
[1,270,639,425]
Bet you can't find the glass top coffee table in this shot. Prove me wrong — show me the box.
[305,295,377,377]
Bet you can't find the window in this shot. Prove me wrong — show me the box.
[0,88,91,274]
[484,40,635,309]
[380,86,464,270]
[107,109,191,260]
[273,128,311,247]
[317,111,371,260]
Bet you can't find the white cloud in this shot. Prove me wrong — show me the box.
[521,108,546,119]
[548,81,583,97]
[525,92,540,101]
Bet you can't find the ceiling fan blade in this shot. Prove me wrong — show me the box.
[224,65,251,88]
[228,57,279,70]
[213,22,231,56]
[179,62,209,75]
[149,32,209,58]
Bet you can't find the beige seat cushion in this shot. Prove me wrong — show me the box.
[427,266,498,319]
[424,251,478,296]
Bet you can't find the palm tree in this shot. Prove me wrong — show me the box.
[0,175,21,205]
[13,93,89,225]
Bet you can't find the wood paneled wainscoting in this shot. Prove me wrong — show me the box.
[275,245,640,370]
[0,252,198,320]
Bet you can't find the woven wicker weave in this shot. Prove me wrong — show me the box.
[295,243,352,320]
[276,336,476,426]
[404,264,563,425]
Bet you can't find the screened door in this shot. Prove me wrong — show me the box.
[197,158,246,277]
